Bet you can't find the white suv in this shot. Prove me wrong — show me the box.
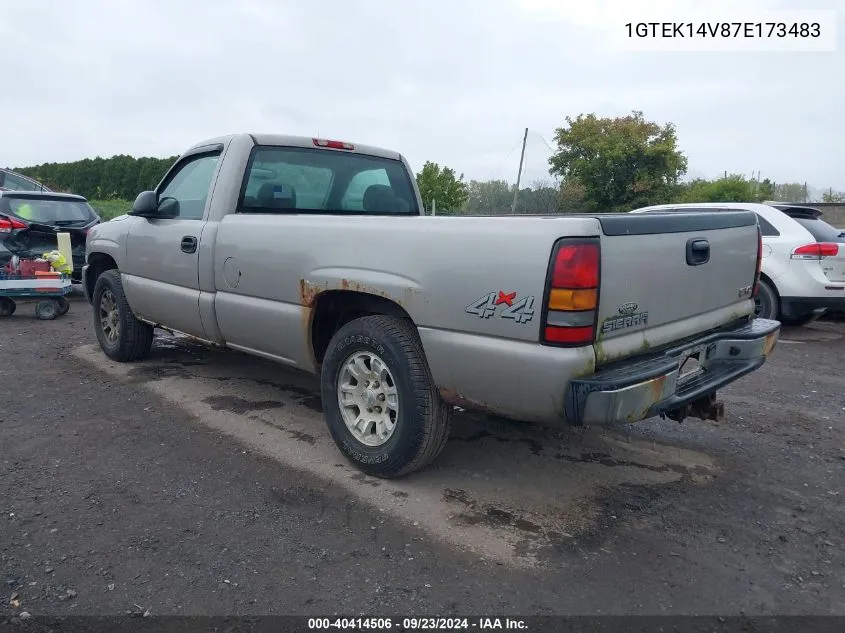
[631,202,845,326]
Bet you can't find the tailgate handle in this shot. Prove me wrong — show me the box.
[686,238,710,266]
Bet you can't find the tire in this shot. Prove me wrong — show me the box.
[753,279,778,320]
[92,269,154,362]
[0,297,15,317]
[35,299,60,320]
[320,315,452,479]
[57,297,70,316]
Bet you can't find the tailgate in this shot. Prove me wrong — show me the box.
[820,248,845,283]
[593,211,759,365]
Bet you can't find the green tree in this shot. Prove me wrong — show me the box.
[548,111,688,212]
[415,161,469,214]
[515,179,561,214]
[772,182,807,203]
[463,179,512,214]
[675,174,758,203]
[558,178,587,211]
[821,188,845,203]
[15,154,178,200]
[757,178,775,201]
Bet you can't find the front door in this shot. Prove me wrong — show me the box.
[123,150,221,338]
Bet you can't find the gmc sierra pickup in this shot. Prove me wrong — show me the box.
[84,133,780,478]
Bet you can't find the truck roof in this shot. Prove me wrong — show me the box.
[186,133,403,161]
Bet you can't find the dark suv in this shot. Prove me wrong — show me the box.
[0,191,101,282]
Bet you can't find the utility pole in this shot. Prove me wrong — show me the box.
[431,198,436,216]
[511,127,528,214]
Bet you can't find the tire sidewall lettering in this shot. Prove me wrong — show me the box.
[336,335,386,357]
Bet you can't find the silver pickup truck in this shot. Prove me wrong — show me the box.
[83,133,780,477]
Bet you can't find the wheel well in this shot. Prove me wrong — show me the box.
[758,271,777,293]
[758,272,780,300]
[310,290,414,365]
[85,253,118,298]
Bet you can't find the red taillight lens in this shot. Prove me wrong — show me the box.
[0,217,27,233]
[752,226,763,298]
[791,242,839,259]
[313,138,354,151]
[552,243,600,288]
[544,325,595,345]
[543,239,600,346]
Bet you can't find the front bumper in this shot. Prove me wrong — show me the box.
[565,317,781,426]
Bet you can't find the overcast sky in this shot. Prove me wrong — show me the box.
[1,0,842,189]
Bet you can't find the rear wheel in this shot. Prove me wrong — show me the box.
[57,297,70,316]
[320,315,452,478]
[0,297,16,317]
[753,279,778,320]
[92,270,154,362]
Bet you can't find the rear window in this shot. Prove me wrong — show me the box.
[791,217,844,243]
[238,146,419,215]
[0,196,97,225]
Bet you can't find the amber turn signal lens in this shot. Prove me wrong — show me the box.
[548,288,597,311]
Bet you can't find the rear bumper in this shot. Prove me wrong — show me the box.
[781,294,845,315]
[565,317,780,426]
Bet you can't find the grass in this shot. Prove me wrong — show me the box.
[89,199,132,221]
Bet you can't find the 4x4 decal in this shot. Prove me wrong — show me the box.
[465,291,535,324]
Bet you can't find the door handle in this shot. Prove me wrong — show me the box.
[686,238,710,266]
[181,236,198,254]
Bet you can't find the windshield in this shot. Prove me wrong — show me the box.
[1,195,98,225]
[239,146,419,215]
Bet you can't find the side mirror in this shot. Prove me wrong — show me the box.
[129,191,159,217]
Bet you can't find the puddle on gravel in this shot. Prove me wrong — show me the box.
[203,396,285,415]
[74,341,720,568]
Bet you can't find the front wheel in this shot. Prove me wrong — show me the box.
[320,315,452,478]
[92,270,154,362]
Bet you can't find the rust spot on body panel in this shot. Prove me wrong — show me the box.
[648,374,667,401]
[299,279,328,307]
[625,374,668,423]
[299,278,406,307]
[438,387,499,417]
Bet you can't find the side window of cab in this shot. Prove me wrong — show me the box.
[157,152,220,219]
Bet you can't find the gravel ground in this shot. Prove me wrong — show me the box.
[1,294,843,617]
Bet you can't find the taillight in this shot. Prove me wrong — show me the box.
[542,239,600,346]
[313,138,354,151]
[790,242,839,259]
[752,225,763,298]
[0,217,27,233]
